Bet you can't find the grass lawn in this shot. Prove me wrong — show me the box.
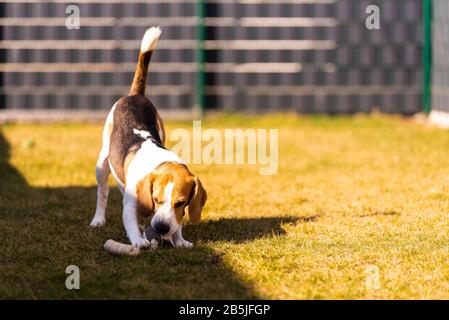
[1,114,449,299]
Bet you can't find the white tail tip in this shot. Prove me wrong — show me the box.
[140,26,161,52]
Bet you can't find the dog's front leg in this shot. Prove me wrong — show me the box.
[123,190,151,248]
[172,225,193,248]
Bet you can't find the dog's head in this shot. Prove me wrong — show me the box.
[136,162,207,238]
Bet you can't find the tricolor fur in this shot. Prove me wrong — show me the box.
[90,27,207,249]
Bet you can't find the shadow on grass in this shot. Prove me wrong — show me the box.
[0,131,311,299]
[185,216,308,243]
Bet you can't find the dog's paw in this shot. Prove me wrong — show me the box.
[131,237,151,249]
[90,217,105,227]
[175,239,193,248]
[149,239,159,249]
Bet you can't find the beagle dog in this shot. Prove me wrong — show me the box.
[90,27,207,248]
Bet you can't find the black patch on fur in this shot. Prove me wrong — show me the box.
[109,95,163,183]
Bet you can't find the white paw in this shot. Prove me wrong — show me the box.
[149,239,159,249]
[175,239,193,248]
[131,237,151,249]
[90,216,105,227]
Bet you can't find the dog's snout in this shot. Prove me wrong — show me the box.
[153,222,170,235]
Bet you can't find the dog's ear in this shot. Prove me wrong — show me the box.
[136,173,154,217]
[187,176,207,224]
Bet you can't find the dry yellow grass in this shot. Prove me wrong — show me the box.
[1,114,449,299]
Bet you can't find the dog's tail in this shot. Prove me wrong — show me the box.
[129,27,161,96]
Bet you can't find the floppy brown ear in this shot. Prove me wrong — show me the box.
[187,176,207,224]
[136,173,154,217]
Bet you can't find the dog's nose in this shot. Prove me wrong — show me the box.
[153,222,170,235]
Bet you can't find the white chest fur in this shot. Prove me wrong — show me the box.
[126,139,183,188]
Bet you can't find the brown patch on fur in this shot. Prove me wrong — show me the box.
[155,111,166,146]
[129,51,153,96]
[187,176,207,224]
[136,173,154,217]
[108,121,113,138]
[123,148,139,181]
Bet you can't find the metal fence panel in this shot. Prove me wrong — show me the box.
[0,0,423,114]
[432,0,449,112]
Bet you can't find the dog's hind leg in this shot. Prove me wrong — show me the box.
[90,147,110,227]
[90,105,115,227]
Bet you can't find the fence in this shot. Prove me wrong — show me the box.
[432,0,449,113]
[0,0,423,115]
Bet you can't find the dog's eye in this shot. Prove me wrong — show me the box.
[174,201,185,208]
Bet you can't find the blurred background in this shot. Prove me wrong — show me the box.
[0,0,447,118]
